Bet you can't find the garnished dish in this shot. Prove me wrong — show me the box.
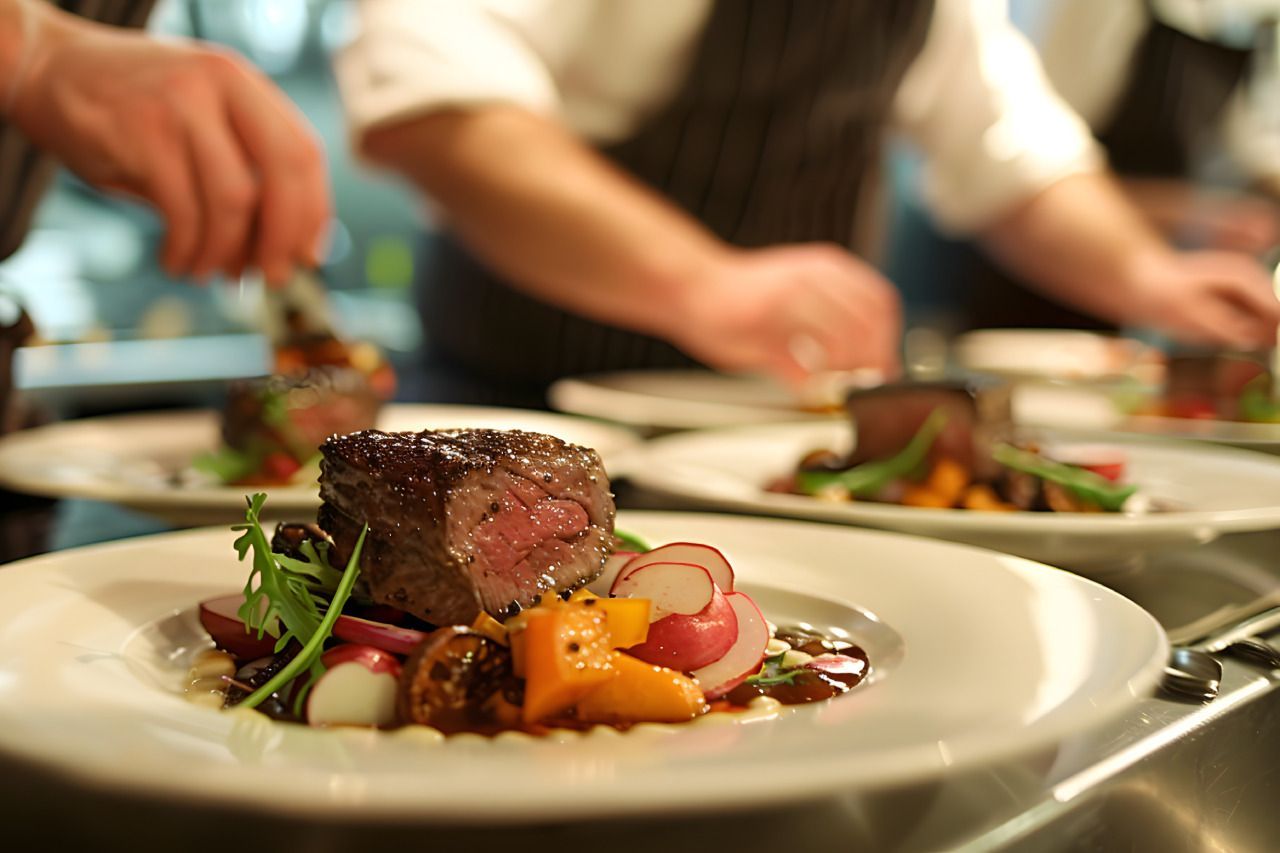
[188,337,395,487]
[1129,352,1279,424]
[770,382,1146,513]
[190,428,869,734]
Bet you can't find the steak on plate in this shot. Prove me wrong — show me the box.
[318,428,615,625]
[843,380,1012,479]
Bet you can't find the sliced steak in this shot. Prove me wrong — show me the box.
[843,380,1012,480]
[318,428,615,626]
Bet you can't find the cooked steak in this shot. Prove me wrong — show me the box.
[223,367,382,463]
[843,380,1012,479]
[318,428,615,625]
[1165,353,1268,419]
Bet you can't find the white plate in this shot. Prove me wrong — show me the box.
[0,405,639,524]
[954,329,1161,384]
[549,370,832,431]
[1014,383,1280,454]
[0,512,1165,820]
[621,421,1280,566]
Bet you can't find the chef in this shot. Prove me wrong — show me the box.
[338,0,1280,406]
[0,0,329,284]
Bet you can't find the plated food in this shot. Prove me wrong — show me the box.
[772,382,1150,514]
[0,405,639,524]
[622,414,1280,567]
[1128,352,1276,423]
[191,337,396,487]
[195,428,868,734]
[0,506,1165,818]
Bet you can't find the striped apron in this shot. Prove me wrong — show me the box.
[417,0,936,407]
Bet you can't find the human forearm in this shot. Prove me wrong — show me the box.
[981,173,1172,324]
[982,172,1280,347]
[361,106,730,338]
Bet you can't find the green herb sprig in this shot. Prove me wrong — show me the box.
[231,494,367,711]
[992,444,1137,511]
[796,408,949,497]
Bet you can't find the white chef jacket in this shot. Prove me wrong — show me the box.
[336,0,1103,234]
[1038,0,1280,184]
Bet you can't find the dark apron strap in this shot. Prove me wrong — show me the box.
[418,0,935,406]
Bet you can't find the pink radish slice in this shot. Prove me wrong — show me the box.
[805,654,868,679]
[321,644,402,675]
[333,614,429,655]
[199,594,277,661]
[618,543,735,592]
[588,550,639,596]
[307,646,402,727]
[691,592,770,699]
[610,561,715,621]
[625,583,738,671]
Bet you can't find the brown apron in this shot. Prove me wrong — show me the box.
[418,0,936,407]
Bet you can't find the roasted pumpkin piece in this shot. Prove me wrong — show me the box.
[961,484,1016,512]
[925,457,970,506]
[572,652,708,725]
[569,591,650,649]
[513,605,618,724]
[900,484,954,508]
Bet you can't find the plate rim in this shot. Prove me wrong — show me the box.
[0,512,1168,820]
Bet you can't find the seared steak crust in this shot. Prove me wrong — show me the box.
[319,428,615,625]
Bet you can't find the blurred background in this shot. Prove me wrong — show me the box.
[5,0,1277,417]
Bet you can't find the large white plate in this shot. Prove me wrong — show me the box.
[1014,383,1280,454]
[549,370,832,431]
[0,405,639,524]
[621,422,1280,566]
[0,512,1164,820]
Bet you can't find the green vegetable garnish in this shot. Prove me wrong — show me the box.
[232,493,368,711]
[191,446,262,484]
[992,444,1137,511]
[614,529,651,553]
[746,650,805,687]
[796,408,949,497]
[1238,375,1280,423]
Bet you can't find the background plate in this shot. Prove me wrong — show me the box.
[0,405,639,524]
[621,422,1280,567]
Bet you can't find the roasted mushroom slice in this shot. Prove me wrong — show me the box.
[396,628,522,735]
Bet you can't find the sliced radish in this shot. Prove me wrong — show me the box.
[307,645,402,728]
[691,592,770,699]
[611,562,715,621]
[199,594,277,661]
[618,543,734,592]
[320,644,403,675]
[588,550,639,596]
[625,583,738,671]
[805,654,868,679]
[333,614,429,655]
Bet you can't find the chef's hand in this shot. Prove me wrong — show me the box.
[5,5,330,284]
[673,244,902,386]
[1122,249,1280,349]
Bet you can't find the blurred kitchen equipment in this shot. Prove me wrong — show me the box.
[0,291,36,434]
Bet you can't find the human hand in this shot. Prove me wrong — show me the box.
[6,6,330,284]
[1121,249,1280,350]
[671,244,902,386]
